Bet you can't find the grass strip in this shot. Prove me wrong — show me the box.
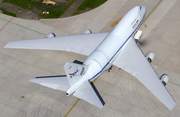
[3,0,36,10]
[3,0,77,18]
[2,0,107,18]
[73,0,107,15]
[0,8,16,17]
[39,0,76,18]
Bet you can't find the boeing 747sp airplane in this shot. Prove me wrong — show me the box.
[4,6,176,110]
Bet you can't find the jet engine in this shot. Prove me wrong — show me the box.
[45,33,56,38]
[81,29,92,34]
[146,51,155,63]
[160,74,169,86]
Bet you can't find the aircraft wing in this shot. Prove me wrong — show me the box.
[113,37,176,110]
[30,75,69,92]
[73,80,105,108]
[4,32,108,56]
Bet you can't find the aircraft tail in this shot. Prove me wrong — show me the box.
[64,62,87,86]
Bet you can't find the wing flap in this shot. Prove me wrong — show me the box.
[30,75,69,92]
[73,80,105,108]
[4,32,108,56]
[113,37,176,110]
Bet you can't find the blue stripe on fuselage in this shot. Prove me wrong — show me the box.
[89,14,145,82]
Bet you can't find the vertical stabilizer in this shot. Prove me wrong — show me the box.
[64,62,87,86]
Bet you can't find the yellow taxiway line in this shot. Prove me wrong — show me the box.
[64,99,80,117]
[111,0,162,27]
[64,1,162,116]
[142,0,162,24]
[64,78,98,117]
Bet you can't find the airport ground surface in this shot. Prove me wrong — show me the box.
[0,0,180,116]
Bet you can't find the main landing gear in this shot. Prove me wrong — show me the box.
[106,66,113,73]
[105,66,121,73]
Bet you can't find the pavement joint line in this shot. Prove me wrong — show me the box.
[64,1,163,116]
[0,17,14,31]
[0,17,46,36]
[64,77,98,117]
[169,81,180,87]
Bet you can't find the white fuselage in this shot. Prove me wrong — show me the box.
[67,6,146,95]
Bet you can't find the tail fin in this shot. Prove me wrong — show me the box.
[64,62,87,86]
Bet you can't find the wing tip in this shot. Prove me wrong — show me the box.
[168,102,176,111]
[4,44,9,48]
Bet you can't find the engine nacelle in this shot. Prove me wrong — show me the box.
[45,33,56,38]
[160,74,169,86]
[81,29,92,34]
[146,51,155,63]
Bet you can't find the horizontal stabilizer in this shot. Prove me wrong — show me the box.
[73,80,105,108]
[30,75,69,92]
